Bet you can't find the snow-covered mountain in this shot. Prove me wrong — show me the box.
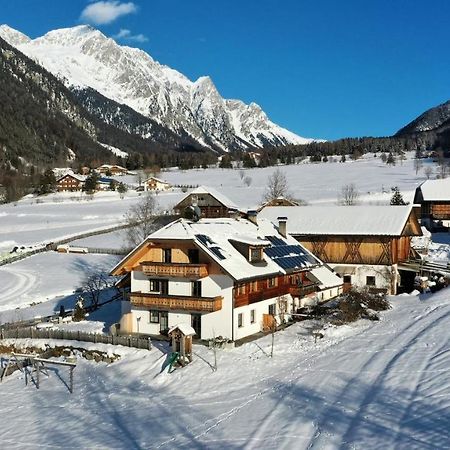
[0,24,314,151]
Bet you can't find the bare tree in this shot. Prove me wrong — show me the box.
[243,176,252,187]
[414,158,423,175]
[124,193,159,247]
[81,271,116,311]
[437,163,449,179]
[339,183,359,205]
[424,166,433,179]
[135,170,145,187]
[263,168,290,202]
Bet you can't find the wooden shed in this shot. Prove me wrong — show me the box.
[168,324,196,365]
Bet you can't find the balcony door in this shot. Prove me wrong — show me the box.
[191,314,201,337]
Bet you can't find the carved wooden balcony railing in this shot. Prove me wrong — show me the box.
[140,262,209,279]
[289,282,318,298]
[129,292,222,313]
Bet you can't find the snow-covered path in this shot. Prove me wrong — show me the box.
[1,291,449,449]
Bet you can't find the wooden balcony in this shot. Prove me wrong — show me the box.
[140,262,209,279]
[289,283,318,298]
[129,292,222,313]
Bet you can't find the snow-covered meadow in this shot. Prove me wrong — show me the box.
[1,289,449,449]
[1,153,450,449]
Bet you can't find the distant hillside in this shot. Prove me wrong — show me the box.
[396,100,450,151]
[0,35,216,173]
[0,35,110,170]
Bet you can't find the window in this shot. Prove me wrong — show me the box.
[238,313,243,328]
[149,279,160,292]
[268,303,276,316]
[149,310,159,323]
[149,279,168,294]
[237,284,246,296]
[162,248,172,263]
[343,275,351,284]
[250,247,262,262]
[249,281,258,293]
[188,249,199,264]
[192,280,202,297]
[250,309,256,324]
[268,277,278,288]
[366,276,376,287]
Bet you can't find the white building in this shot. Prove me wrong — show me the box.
[144,176,172,191]
[111,217,343,341]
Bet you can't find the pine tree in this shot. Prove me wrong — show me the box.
[390,186,408,205]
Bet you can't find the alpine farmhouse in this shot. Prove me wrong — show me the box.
[111,217,342,341]
[259,205,422,295]
[414,177,450,230]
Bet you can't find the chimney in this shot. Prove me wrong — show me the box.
[247,210,258,225]
[277,216,287,238]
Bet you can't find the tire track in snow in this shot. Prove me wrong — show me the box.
[329,305,450,449]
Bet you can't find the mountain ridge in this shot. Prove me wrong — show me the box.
[0,24,314,152]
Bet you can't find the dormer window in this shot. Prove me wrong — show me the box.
[250,247,263,263]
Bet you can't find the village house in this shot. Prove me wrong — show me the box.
[96,164,128,176]
[257,196,300,211]
[110,217,343,341]
[56,173,86,192]
[145,176,172,191]
[174,185,241,219]
[259,205,422,295]
[414,178,450,230]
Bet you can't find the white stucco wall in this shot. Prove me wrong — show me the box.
[330,263,397,294]
[233,295,295,341]
[131,270,149,292]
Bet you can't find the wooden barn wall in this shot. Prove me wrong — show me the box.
[297,236,393,265]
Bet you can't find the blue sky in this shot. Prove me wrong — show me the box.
[1,0,450,140]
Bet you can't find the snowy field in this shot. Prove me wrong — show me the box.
[0,153,436,252]
[1,290,449,449]
[0,252,120,316]
[0,153,450,448]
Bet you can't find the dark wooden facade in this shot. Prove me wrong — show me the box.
[174,193,235,218]
[414,184,450,228]
[234,272,317,308]
[57,174,84,192]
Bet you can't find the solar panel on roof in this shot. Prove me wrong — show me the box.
[210,246,226,260]
[264,243,318,271]
[195,234,226,260]
[265,235,286,246]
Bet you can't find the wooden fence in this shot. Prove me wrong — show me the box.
[0,327,152,350]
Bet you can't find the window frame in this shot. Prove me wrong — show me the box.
[238,312,244,328]
[250,309,256,324]
[366,276,376,287]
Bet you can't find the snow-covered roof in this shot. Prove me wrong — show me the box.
[178,185,238,210]
[147,177,171,185]
[259,205,414,236]
[147,217,320,281]
[168,324,196,336]
[309,266,343,289]
[57,173,86,182]
[418,178,450,201]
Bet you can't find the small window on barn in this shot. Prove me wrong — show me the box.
[238,313,243,328]
[249,281,257,293]
[250,309,256,324]
[366,276,376,287]
[268,277,278,288]
[343,275,351,284]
